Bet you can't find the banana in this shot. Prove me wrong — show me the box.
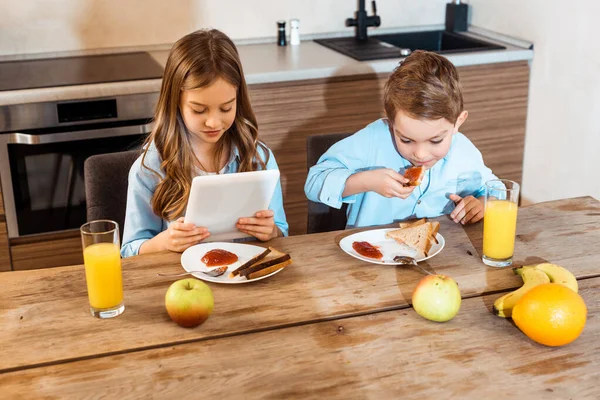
[493,267,550,318]
[531,263,578,293]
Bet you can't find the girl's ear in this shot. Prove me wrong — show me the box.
[453,110,468,133]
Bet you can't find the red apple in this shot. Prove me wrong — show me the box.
[412,274,461,322]
[165,278,214,328]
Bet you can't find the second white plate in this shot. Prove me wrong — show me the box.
[339,228,445,265]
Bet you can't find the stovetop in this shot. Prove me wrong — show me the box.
[0,52,164,92]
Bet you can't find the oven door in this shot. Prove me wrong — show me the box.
[0,123,152,238]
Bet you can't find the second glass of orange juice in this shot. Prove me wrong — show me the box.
[81,220,124,318]
[482,179,520,267]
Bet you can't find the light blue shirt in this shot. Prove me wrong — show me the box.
[304,119,497,228]
[121,143,288,258]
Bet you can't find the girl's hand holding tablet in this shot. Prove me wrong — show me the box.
[161,217,211,252]
[236,210,281,241]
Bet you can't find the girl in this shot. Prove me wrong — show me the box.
[121,29,288,258]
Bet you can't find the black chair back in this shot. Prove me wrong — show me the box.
[84,150,141,238]
[306,132,352,234]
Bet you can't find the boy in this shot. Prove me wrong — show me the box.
[304,50,497,228]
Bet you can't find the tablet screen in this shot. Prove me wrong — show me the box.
[184,169,280,242]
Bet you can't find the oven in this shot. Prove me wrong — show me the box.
[0,92,158,238]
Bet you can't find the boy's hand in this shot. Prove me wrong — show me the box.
[237,210,280,242]
[449,194,484,225]
[366,169,416,199]
[161,217,210,252]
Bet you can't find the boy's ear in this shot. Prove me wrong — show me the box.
[453,110,468,132]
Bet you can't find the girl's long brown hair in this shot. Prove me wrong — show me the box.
[142,29,269,221]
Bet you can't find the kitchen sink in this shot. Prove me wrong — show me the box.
[314,30,505,61]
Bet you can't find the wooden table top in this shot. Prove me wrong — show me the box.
[2,277,598,399]
[1,196,599,398]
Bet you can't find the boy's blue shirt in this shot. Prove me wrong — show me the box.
[121,143,289,258]
[304,119,497,228]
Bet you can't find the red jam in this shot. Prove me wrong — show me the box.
[352,241,383,259]
[201,249,239,267]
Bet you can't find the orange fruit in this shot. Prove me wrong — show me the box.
[512,283,587,347]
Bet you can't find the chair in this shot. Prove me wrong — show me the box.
[306,132,352,234]
[84,150,141,237]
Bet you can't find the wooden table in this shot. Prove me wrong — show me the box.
[1,196,599,398]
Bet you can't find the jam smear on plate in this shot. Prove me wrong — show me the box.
[352,241,383,260]
[201,249,239,267]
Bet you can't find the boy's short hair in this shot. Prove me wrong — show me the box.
[384,50,464,124]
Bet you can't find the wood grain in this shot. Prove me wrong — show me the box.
[459,62,529,184]
[0,173,10,271]
[1,277,598,399]
[0,216,475,372]
[0,221,10,272]
[1,197,599,373]
[0,175,4,218]
[250,61,529,235]
[10,231,83,270]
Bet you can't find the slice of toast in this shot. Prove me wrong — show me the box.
[246,258,292,280]
[430,221,440,244]
[399,219,440,244]
[228,247,271,278]
[386,222,435,256]
[403,166,425,187]
[239,247,292,280]
[398,218,427,229]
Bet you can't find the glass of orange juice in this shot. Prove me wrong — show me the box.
[80,220,124,318]
[482,179,520,267]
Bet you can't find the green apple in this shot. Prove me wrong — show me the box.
[165,278,214,328]
[412,274,461,322]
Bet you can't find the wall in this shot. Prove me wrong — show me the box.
[0,0,450,55]
[468,0,600,204]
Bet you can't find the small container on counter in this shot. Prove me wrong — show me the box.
[290,19,300,45]
[277,20,287,46]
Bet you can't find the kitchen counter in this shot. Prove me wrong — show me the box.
[0,27,533,106]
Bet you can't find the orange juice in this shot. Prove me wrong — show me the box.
[83,243,123,309]
[483,199,518,260]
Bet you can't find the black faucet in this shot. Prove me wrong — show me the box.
[346,0,381,41]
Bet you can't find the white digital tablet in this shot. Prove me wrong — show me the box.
[184,169,280,242]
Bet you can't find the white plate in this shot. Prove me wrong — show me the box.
[180,242,286,284]
[339,228,445,265]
